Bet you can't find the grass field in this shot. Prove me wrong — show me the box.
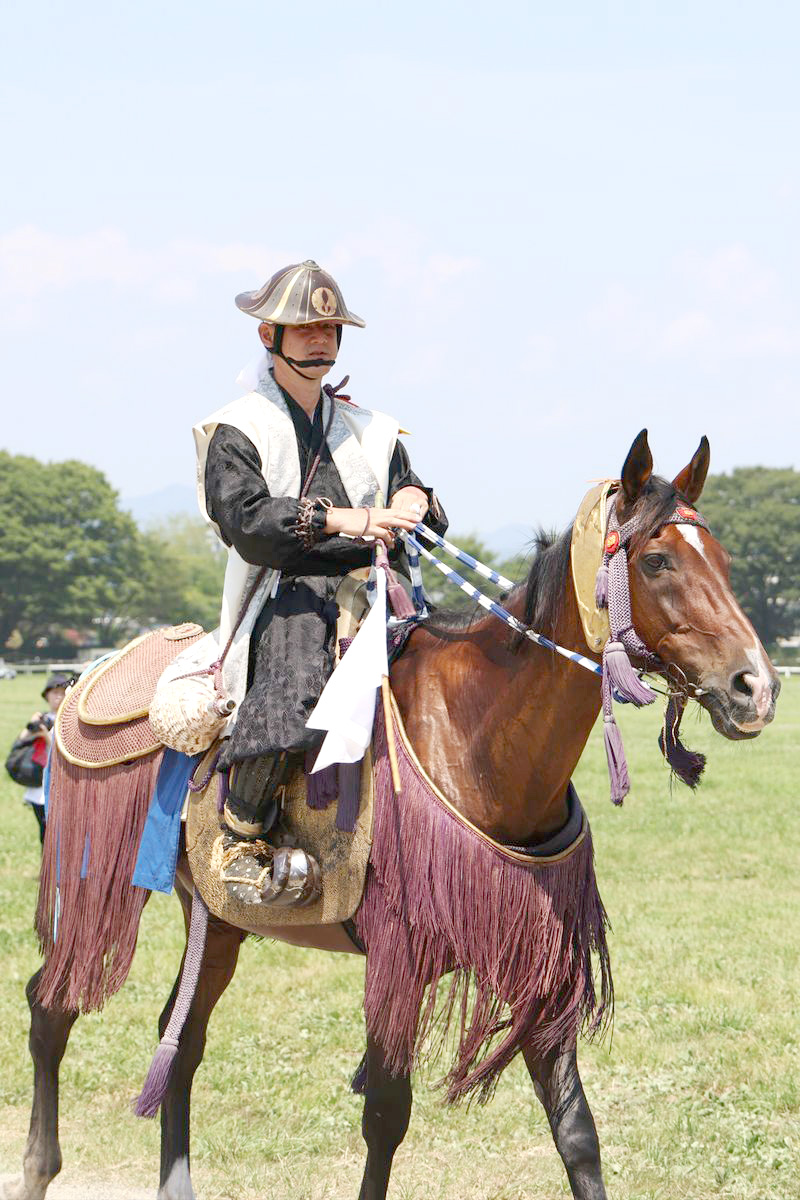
[0,670,798,1200]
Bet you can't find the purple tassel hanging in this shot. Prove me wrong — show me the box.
[335,761,362,832]
[305,755,338,810]
[134,889,208,1119]
[603,716,630,805]
[386,570,417,619]
[133,1038,179,1118]
[603,641,655,707]
[595,563,609,609]
[658,696,706,789]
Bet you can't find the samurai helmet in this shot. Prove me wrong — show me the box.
[235,260,365,328]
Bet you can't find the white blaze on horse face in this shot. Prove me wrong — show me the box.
[677,524,707,560]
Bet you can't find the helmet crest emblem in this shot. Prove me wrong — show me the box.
[311,287,338,317]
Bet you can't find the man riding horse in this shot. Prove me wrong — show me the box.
[193,260,447,904]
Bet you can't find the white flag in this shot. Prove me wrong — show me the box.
[306,568,388,772]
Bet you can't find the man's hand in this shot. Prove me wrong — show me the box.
[325,505,420,547]
[389,486,428,524]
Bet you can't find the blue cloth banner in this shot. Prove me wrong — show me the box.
[132,749,201,894]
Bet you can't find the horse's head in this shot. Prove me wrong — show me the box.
[621,430,780,739]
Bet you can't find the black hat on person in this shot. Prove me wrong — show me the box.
[42,671,78,700]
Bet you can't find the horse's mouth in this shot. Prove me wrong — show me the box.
[699,691,765,741]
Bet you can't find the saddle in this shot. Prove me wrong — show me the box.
[55,623,207,769]
[185,743,375,928]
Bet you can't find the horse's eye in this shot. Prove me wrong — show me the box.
[642,553,669,573]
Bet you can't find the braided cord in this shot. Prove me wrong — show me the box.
[412,524,515,591]
[405,533,604,679]
[159,888,209,1048]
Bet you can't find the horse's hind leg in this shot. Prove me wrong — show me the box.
[523,1040,607,1200]
[157,908,244,1200]
[357,1036,412,1200]
[4,970,77,1200]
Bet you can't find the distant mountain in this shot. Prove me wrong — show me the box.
[122,483,198,526]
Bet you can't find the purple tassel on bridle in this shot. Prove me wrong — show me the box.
[596,501,656,804]
[658,694,706,788]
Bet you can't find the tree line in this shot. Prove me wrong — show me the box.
[0,451,225,656]
[0,450,798,656]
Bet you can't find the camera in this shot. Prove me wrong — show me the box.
[27,712,55,734]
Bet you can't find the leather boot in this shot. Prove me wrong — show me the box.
[219,753,321,906]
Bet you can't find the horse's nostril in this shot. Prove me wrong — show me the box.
[731,671,752,699]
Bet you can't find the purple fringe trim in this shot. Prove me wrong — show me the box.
[355,704,612,1104]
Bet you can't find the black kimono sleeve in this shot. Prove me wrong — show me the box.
[204,425,373,575]
[204,424,447,575]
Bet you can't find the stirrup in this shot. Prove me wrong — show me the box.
[217,832,321,907]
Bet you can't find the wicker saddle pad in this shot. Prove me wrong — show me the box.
[185,745,375,928]
[55,623,206,769]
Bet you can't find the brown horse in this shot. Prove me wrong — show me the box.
[6,431,780,1200]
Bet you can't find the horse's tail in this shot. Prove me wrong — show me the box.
[35,745,163,1013]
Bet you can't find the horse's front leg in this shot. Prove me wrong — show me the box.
[523,1039,607,1200]
[4,970,77,1200]
[357,1036,412,1200]
[157,911,245,1200]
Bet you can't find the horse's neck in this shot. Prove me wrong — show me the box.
[391,585,602,844]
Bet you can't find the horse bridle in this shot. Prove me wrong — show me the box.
[597,493,712,699]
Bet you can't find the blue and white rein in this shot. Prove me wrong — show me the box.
[403,525,606,682]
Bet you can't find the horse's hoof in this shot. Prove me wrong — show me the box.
[3,1176,47,1200]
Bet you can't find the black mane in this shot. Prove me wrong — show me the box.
[421,475,682,642]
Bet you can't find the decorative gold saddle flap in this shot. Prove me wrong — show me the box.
[185,745,374,928]
[570,483,614,655]
[56,623,207,769]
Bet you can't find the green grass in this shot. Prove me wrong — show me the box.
[1,671,799,1198]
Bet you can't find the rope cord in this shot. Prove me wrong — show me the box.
[404,532,605,680]
[158,887,209,1049]
[411,525,515,591]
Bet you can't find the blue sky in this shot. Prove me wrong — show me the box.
[1,1,798,538]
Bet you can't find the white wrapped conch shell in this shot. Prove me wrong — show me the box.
[149,631,234,755]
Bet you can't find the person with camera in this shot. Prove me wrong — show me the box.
[5,672,75,844]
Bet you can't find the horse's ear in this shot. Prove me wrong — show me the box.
[619,429,653,510]
[672,436,710,504]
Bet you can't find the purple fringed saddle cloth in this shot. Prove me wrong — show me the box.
[355,692,613,1105]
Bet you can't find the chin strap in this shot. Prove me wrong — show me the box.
[271,324,340,379]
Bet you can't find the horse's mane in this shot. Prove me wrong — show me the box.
[422,475,681,643]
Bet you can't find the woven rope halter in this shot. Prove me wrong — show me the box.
[594,493,711,802]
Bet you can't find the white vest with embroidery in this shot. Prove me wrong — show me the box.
[189,372,399,724]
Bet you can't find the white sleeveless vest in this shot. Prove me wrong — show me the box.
[189,372,400,721]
